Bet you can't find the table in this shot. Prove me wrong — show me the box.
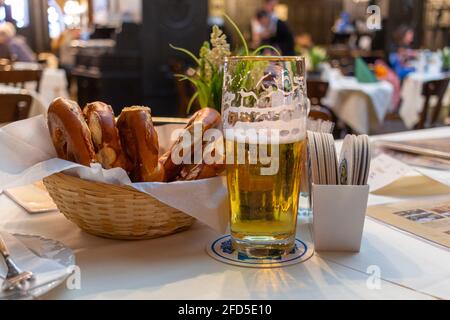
[1,128,450,300]
[399,72,450,129]
[37,68,69,107]
[0,67,68,123]
[323,75,394,134]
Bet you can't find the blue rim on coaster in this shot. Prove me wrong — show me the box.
[206,235,314,268]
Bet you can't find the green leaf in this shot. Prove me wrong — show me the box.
[252,45,281,56]
[186,91,199,114]
[169,44,201,65]
[224,14,249,56]
[195,80,211,108]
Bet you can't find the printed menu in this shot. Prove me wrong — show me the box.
[368,199,450,248]
[377,137,450,160]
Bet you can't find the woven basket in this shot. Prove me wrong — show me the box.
[43,173,196,240]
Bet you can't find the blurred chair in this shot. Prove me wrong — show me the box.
[415,77,450,129]
[308,105,333,122]
[307,79,351,138]
[307,80,329,108]
[307,80,333,122]
[0,69,43,92]
[0,94,32,123]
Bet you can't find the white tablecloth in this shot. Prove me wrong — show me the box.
[1,128,450,300]
[323,76,394,134]
[399,72,450,129]
[37,68,69,107]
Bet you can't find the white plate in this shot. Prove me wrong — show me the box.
[5,182,57,213]
[0,235,74,300]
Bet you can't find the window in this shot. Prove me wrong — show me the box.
[2,0,30,28]
[48,0,65,39]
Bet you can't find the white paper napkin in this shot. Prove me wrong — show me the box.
[0,116,229,233]
[0,231,71,299]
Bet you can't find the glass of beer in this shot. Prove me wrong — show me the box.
[222,56,308,258]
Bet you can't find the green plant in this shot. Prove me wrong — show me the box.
[309,46,327,72]
[443,47,450,71]
[170,14,280,113]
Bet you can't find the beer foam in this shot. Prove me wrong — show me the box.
[223,105,307,144]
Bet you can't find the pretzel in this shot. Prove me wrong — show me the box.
[83,101,132,172]
[160,108,221,182]
[47,97,96,166]
[116,106,164,182]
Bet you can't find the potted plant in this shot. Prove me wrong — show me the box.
[170,15,279,113]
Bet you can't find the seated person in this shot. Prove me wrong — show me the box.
[389,25,416,80]
[0,22,36,62]
[256,10,295,56]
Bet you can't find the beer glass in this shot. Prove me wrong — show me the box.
[222,56,308,258]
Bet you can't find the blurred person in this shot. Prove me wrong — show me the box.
[256,9,295,55]
[251,0,278,49]
[331,11,355,46]
[332,12,355,35]
[389,25,417,80]
[251,10,272,49]
[392,25,416,56]
[263,0,279,24]
[0,22,36,62]
[295,32,313,54]
[374,60,401,112]
[54,28,81,88]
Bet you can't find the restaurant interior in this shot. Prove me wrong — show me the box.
[0,0,449,301]
[0,0,448,132]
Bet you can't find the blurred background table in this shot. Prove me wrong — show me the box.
[400,72,450,129]
[323,74,394,134]
[0,63,68,125]
[12,62,69,107]
[1,128,449,300]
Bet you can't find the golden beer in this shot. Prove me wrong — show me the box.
[222,55,307,258]
[226,139,306,256]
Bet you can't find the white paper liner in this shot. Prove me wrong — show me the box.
[0,116,229,234]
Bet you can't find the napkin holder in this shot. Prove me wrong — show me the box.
[312,184,369,252]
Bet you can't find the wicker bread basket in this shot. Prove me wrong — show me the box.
[43,173,196,240]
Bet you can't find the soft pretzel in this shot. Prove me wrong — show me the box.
[177,163,225,181]
[117,106,164,182]
[160,108,221,182]
[47,97,96,166]
[83,102,132,172]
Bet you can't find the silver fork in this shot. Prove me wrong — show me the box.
[0,234,34,292]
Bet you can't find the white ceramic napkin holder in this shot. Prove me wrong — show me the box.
[312,184,370,252]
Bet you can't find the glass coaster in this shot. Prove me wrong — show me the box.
[206,235,314,268]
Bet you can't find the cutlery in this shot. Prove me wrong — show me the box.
[0,234,34,292]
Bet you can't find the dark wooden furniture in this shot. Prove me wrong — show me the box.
[307,80,329,108]
[415,77,450,129]
[72,24,142,113]
[142,0,208,117]
[307,79,333,122]
[0,69,43,92]
[0,94,32,123]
